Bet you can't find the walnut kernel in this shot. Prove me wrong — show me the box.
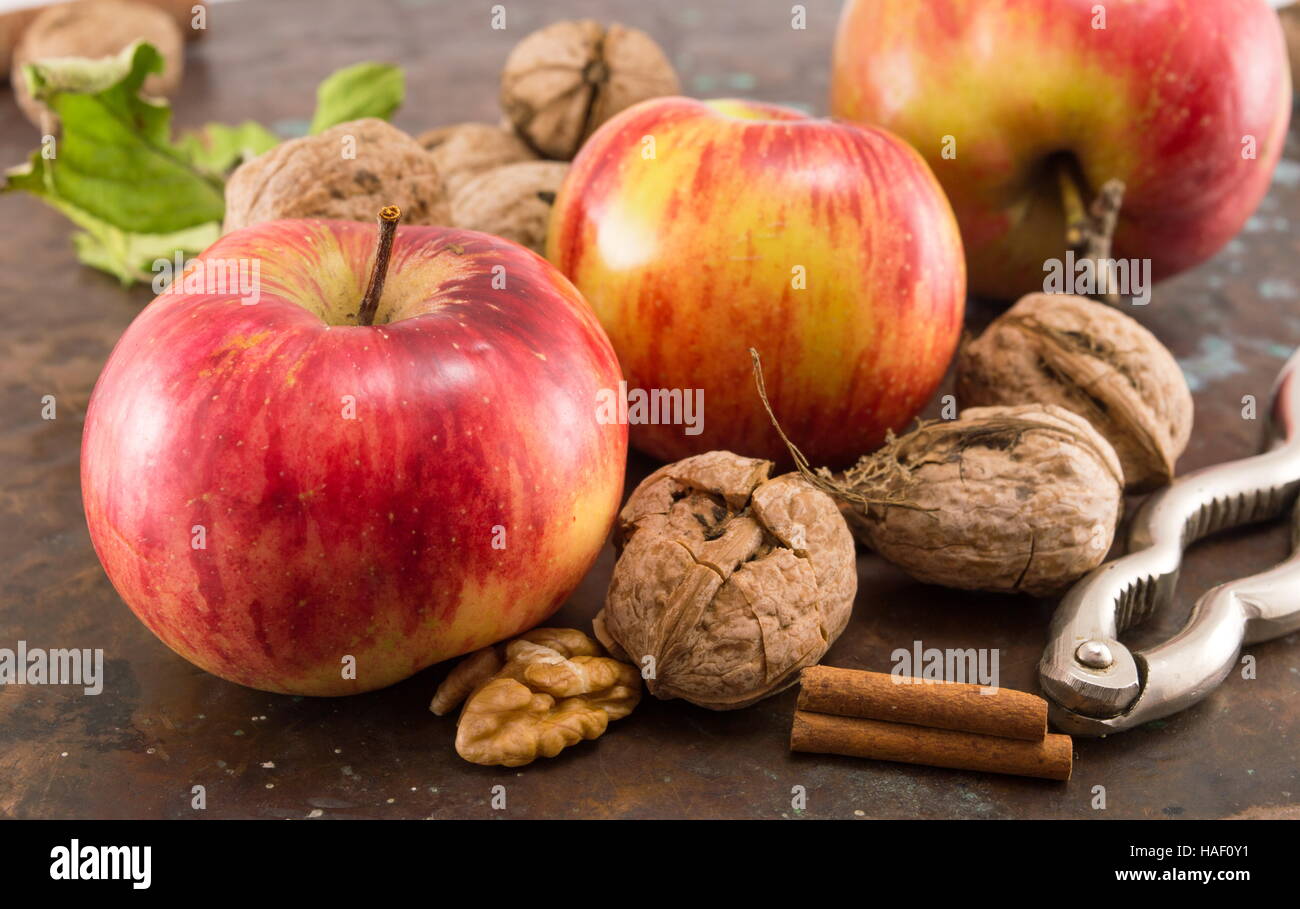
[432,628,640,768]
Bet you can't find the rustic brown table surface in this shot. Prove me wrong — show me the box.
[1,0,1297,820]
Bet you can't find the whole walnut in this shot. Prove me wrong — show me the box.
[500,19,680,159]
[222,119,451,234]
[451,161,569,255]
[594,451,858,711]
[957,293,1193,491]
[12,0,184,127]
[825,405,1123,596]
[418,122,537,198]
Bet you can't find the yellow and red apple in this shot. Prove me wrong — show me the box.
[832,0,1293,299]
[547,96,966,466]
[82,218,626,695]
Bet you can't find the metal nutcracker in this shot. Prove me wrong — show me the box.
[1039,349,1300,735]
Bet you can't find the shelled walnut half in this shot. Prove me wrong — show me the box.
[430,628,640,768]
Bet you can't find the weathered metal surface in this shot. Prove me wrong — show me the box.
[0,0,1296,819]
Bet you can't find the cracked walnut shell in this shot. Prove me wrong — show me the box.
[500,19,680,159]
[431,628,640,768]
[594,451,857,711]
[956,293,1193,491]
[222,118,451,234]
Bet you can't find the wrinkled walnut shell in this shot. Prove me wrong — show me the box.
[827,404,1123,597]
[12,0,184,127]
[418,122,537,198]
[595,451,857,711]
[450,160,569,255]
[222,118,451,234]
[957,293,1193,491]
[431,628,640,768]
[500,19,680,159]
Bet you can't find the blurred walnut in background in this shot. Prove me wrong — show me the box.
[412,18,679,254]
[500,19,680,159]
[222,119,451,233]
[1,0,204,78]
[450,160,568,254]
[418,122,537,197]
[8,0,204,126]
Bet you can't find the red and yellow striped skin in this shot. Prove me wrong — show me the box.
[832,0,1292,299]
[547,96,965,466]
[82,220,626,695]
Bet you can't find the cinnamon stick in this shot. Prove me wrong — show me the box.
[798,665,1047,741]
[790,710,1073,781]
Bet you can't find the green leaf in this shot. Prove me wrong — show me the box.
[2,49,408,285]
[176,121,281,178]
[71,218,221,286]
[7,148,218,285]
[308,62,404,134]
[19,41,225,234]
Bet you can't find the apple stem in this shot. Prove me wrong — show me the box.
[1057,163,1090,250]
[749,348,915,512]
[357,205,402,326]
[1054,160,1126,306]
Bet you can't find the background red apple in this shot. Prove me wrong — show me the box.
[81,217,627,695]
[547,96,966,466]
[832,0,1293,299]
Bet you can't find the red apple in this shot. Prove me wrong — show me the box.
[547,96,966,466]
[81,214,627,695]
[832,0,1292,299]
